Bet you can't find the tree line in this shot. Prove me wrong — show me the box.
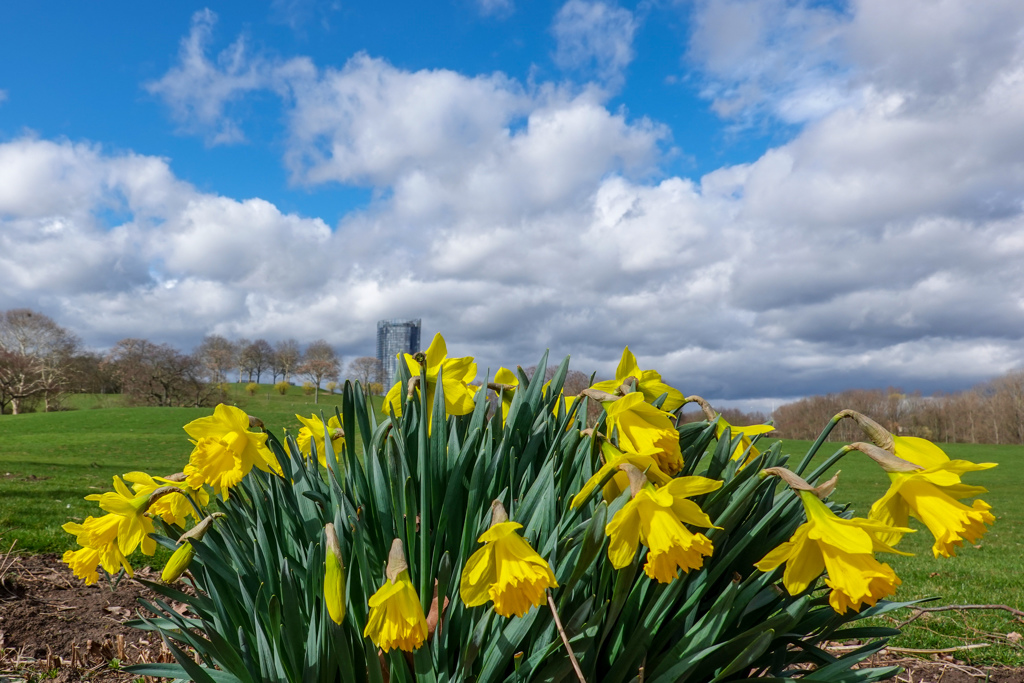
[770,375,1024,445]
[0,308,385,414]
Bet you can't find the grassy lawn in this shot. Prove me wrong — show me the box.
[0,400,1020,665]
[772,438,1023,666]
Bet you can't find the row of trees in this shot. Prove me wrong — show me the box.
[0,308,387,413]
[772,372,1024,445]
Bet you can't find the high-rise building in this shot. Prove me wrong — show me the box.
[376,319,422,388]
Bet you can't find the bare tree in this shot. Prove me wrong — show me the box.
[240,339,274,384]
[234,337,251,383]
[0,348,42,415]
[299,340,341,404]
[348,356,384,391]
[0,309,79,413]
[274,339,301,383]
[107,338,221,407]
[195,335,237,384]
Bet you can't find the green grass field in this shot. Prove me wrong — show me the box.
[0,399,1020,665]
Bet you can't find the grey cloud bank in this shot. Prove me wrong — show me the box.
[3,0,1024,405]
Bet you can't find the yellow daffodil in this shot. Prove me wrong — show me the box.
[364,539,429,652]
[460,502,558,617]
[492,367,519,424]
[755,469,913,615]
[86,475,163,556]
[295,413,345,467]
[604,392,684,475]
[384,333,478,420]
[183,404,280,500]
[570,442,672,508]
[605,469,722,583]
[715,418,775,467]
[591,347,685,411]
[865,437,996,557]
[122,471,208,527]
[324,523,346,625]
[62,514,134,584]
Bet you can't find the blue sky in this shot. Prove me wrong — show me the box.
[1,1,769,220]
[3,0,1024,408]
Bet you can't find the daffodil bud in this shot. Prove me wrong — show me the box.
[162,512,224,583]
[324,523,346,625]
[161,543,195,583]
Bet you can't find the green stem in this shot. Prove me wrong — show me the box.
[794,414,844,475]
[417,365,430,612]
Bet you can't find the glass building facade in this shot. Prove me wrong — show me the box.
[376,319,422,388]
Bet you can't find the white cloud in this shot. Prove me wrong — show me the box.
[552,0,637,87]
[477,0,514,18]
[145,9,292,145]
[0,89,7,105]
[8,1,1024,404]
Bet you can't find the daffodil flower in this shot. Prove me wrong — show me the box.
[866,436,996,557]
[591,347,685,411]
[491,367,519,424]
[123,471,208,527]
[460,502,558,617]
[364,539,429,652]
[182,404,280,499]
[87,475,160,556]
[756,469,913,615]
[715,417,775,467]
[605,468,722,583]
[604,393,684,475]
[295,413,345,467]
[570,442,672,508]
[384,333,478,420]
[62,514,133,585]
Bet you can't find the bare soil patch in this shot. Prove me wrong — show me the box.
[0,554,173,682]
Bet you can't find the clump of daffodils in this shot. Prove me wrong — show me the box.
[62,334,998,683]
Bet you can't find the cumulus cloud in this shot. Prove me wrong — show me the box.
[552,0,637,87]
[7,1,1024,405]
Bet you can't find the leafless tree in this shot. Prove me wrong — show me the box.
[0,308,79,413]
[195,334,237,384]
[106,338,221,407]
[234,337,251,383]
[240,339,274,384]
[273,339,301,383]
[348,356,384,391]
[299,340,341,404]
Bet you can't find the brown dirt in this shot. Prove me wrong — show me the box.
[1,554,1022,682]
[0,554,174,682]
